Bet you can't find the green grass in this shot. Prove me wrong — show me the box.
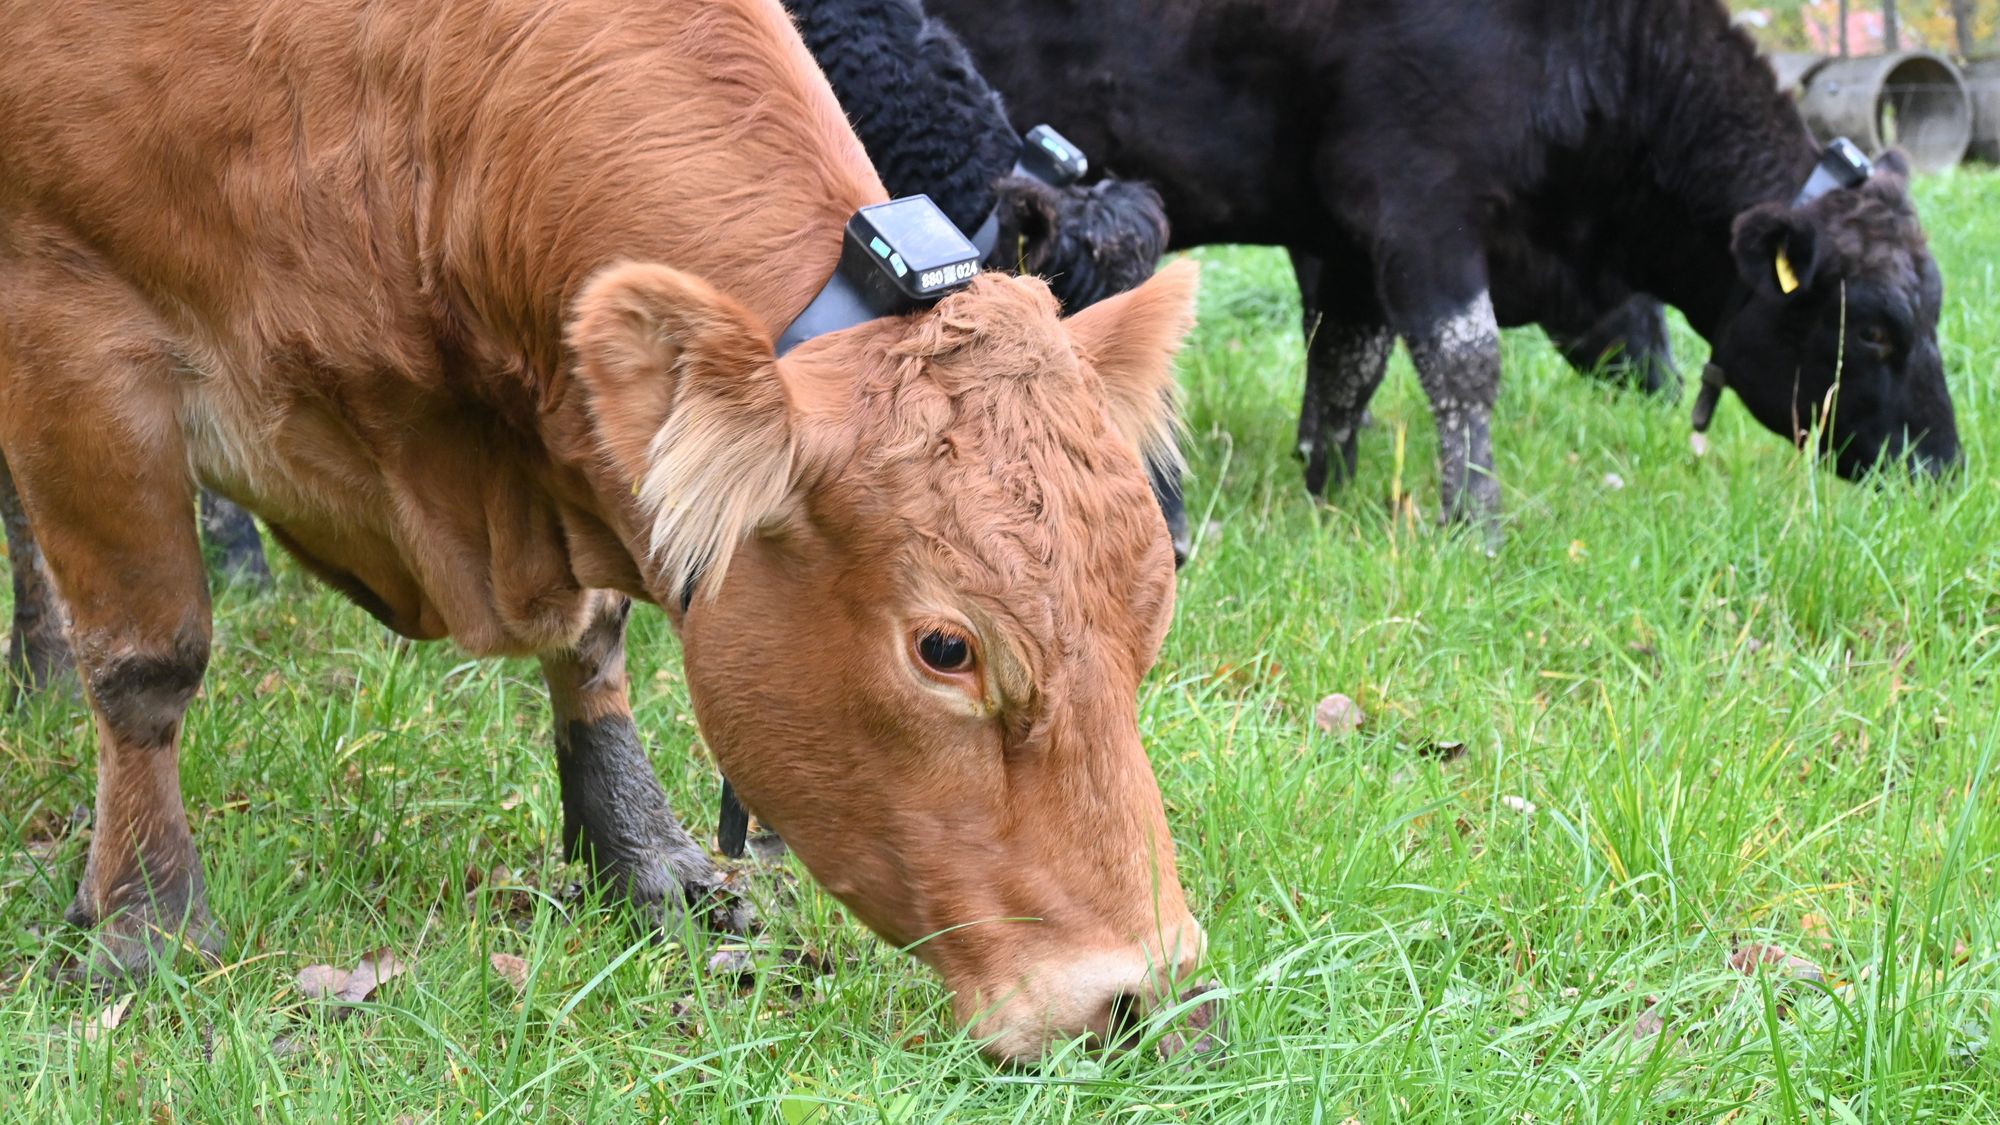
[4,169,1997,1123]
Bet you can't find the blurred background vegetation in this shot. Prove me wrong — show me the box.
[1732,0,1998,56]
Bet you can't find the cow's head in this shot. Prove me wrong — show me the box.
[1715,152,1959,478]
[992,177,1171,312]
[567,261,1204,1062]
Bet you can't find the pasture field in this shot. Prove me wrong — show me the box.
[3,171,1997,1123]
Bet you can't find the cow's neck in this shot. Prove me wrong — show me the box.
[1579,0,1819,343]
[420,2,885,392]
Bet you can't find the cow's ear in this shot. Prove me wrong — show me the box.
[566,262,796,598]
[992,176,1062,274]
[1063,258,1199,468]
[1731,204,1821,299]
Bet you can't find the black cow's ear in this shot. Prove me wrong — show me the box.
[1864,149,1913,205]
[1731,204,1821,299]
[993,176,1061,274]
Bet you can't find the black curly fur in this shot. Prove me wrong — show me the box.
[785,0,1170,314]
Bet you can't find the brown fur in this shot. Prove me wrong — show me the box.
[0,0,1200,1059]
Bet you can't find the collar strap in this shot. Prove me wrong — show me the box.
[969,124,1091,259]
[776,195,980,356]
[1792,137,1872,207]
[1694,139,1873,434]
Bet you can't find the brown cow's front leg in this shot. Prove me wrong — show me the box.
[3,253,224,982]
[539,594,752,934]
[3,457,220,979]
[1,451,76,702]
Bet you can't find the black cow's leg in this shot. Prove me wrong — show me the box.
[198,491,272,591]
[1291,248,1393,495]
[539,593,752,934]
[1402,288,1503,534]
[1,451,75,703]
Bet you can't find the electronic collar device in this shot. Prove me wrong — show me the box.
[1692,137,1874,435]
[1792,136,1872,207]
[775,194,982,355]
[968,124,1090,258]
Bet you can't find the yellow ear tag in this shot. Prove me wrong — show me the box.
[1775,247,1800,295]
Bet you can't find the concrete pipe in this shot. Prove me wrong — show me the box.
[1768,52,1829,97]
[1797,51,1972,172]
[1967,56,2000,164]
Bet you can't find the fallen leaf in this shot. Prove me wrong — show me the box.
[341,947,408,1002]
[297,947,411,1012]
[1728,942,1825,983]
[1629,999,1666,1041]
[489,952,530,992]
[1500,795,1538,816]
[83,994,134,1043]
[295,964,350,1000]
[498,791,523,811]
[1313,693,1365,736]
[1505,981,1535,1018]
[1800,913,1831,940]
[1156,981,1228,1065]
[255,670,284,697]
[1413,739,1466,762]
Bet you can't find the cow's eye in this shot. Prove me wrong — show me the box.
[914,628,974,674]
[1859,324,1892,351]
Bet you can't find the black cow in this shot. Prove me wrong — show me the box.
[930,0,1960,531]
[784,0,1190,561]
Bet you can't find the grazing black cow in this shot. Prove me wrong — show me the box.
[784,0,1190,562]
[931,0,1961,531]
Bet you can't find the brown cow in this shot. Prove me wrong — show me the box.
[0,0,1204,1061]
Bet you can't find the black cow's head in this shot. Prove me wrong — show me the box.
[1713,152,1959,479]
[991,176,1171,311]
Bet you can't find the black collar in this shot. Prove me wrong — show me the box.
[776,196,980,357]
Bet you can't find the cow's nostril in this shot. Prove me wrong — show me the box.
[1103,990,1146,1048]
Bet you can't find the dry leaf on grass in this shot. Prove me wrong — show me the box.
[1628,999,1666,1042]
[489,952,530,992]
[1728,942,1826,983]
[1412,739,1467,762]
[296,947,410,1014]
[1156,982,1228,1065]
[1313,693,1366,736]
[82,993,134,1043]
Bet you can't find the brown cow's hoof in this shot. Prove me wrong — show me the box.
[55,893,225,987]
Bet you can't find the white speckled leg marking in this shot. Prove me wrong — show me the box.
[1298,319,1395,494]
[1405,292,1502,529]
